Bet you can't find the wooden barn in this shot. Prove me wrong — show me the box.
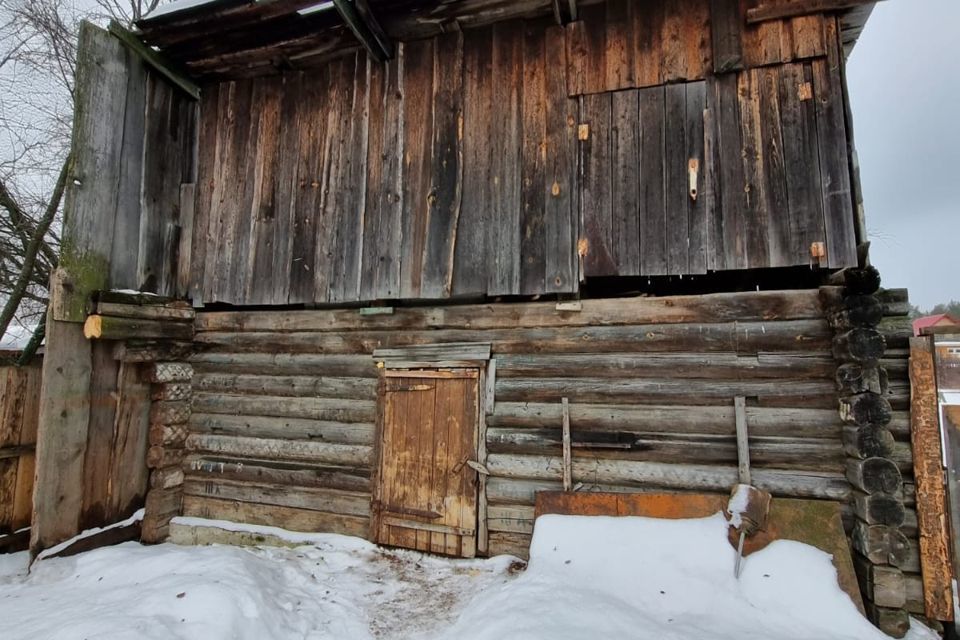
[19,0,941,636]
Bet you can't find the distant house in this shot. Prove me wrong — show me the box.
[913,313,960,336]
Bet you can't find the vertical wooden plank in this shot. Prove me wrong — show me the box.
[289,68,326,303]
[685,81,708,275]
[660,0,686,84]
[565,18,588,97]
[909,337,954,621]
[742,5,787,69]
[488,21,523,296]
[80,343,120,529]
[520,25,547,295]
[110,46,147,290]
[633,0,664,87]
[813,18,856,269]
[108,363,152,521]
[477,365,490,555]
[245,76,283,306]
[577,3,606,95]
[399,40,436,300]
[580,93,615,276]
[454,27,493,297]
[176,183,196,299]
[361,57,404,301]
[422,33,465,300]
[190,83,219,305]
[711,73,747,271]
[703,99,721,272]
[611,90,640,276]
[313,58,350,304]
[710,0,743,74]
[227,78,257,305]
[779,62,825,265]
[60,23,126,304]
[268,73,300,306]
[330,52,370,304]
[791,14,826,59]
[31,314,92,553]
[0,369,22,532]
[140,74,195,297]
[737,69,770,269]
[684,0,713,83]
[605,0,635,91]
[734,396,750,484]
[12,363,41,530]
[664,82,689,274]
[757,66,792,267]
[543,25,577,294]
[639,85,667,275]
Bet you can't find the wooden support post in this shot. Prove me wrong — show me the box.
[562,397,572,491]
[909,337,954,620]
[734,396,750,485]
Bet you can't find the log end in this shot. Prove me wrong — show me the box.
[82,315,103,340]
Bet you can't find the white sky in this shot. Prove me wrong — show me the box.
[846,0,960,310]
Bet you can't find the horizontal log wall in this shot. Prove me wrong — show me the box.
[876,290,924,618]
[186,289,860,555]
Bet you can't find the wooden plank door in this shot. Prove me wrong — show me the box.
[375,369,480,557]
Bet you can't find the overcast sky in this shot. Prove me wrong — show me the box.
[846,0,960,310]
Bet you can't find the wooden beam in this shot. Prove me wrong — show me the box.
[332,0,392,61]
[83,315,194,341]
[108,20,200,100]
[747,0,882,24]
[909,337,953,619]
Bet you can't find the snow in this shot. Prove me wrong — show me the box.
[0,513,940,640]
[726,483,751,528]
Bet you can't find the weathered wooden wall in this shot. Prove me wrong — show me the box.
[32,22,196,554]
[186,0,857,307]
[183,288,869,554]
[0,361,42,540]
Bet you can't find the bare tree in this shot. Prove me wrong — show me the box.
[0,0,168,363]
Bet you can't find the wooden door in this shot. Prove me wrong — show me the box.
[374,369,480,557]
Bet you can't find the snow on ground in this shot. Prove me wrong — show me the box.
[0,513,940,640]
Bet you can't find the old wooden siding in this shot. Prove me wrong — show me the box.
[188,3,857,305]
[186,289,859,552]
[0,361,42,537]
[32,23,193,554]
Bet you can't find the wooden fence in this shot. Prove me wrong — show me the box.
[0,358,42,547]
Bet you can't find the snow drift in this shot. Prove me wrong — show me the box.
[0,513,938,639]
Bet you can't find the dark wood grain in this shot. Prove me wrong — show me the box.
[611,89,640,276]
[422,32,464,300]
[639,85,667,276]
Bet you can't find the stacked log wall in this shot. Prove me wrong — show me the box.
[185,289,856,556]
[824,277,914,637]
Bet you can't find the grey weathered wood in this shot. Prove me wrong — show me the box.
[30,317,92,554]
[734,396,750,484]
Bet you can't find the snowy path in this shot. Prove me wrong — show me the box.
[0,514,939,640]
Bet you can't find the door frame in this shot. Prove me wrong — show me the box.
[369,342,493,556]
